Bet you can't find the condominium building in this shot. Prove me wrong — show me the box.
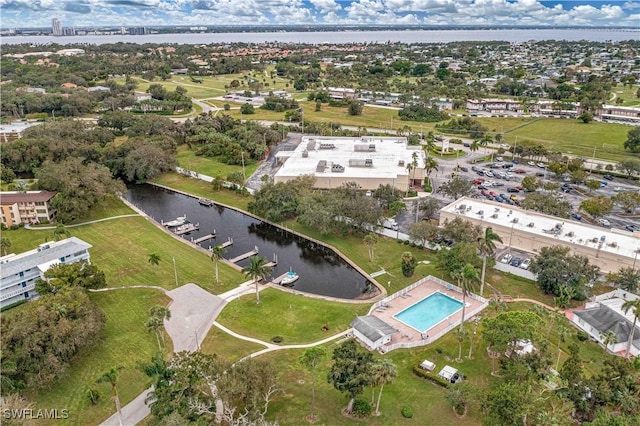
[596,105,640,125]
[51,18,62,36]
[1,191,57,227]
[0,237,92,308]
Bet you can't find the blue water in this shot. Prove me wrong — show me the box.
[393,292,463,333]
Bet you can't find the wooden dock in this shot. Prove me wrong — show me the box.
[192,233,216,244]
[229,246,259,263]
[272,272,290,285]
[264,254,278,268]
[174,224,200,235]
[220,237,234,249]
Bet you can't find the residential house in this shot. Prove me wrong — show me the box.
[1,191,57,226]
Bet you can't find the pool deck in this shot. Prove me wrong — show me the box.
[369,276,488,352]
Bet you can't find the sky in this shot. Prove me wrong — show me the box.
[0,0,639,28]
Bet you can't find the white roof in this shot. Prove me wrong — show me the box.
[442,197,640,261]
[438,365,457,380]
[274,136,424,181]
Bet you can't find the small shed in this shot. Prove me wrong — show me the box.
[351,315,398,350]
[419,360,436,372]
[438,365,458,381]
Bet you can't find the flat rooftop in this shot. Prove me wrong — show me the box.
[442,197,640,261]
[274,136,424,181]
[0,121,43,134]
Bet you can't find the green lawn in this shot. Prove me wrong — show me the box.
[611,84,640,107]
[503,118,634,162]
[28,288,170,426]
[200,326,266,362]
[151,172,252,211]
[3,216,245,294]
[66,195,135,224]
[175,145,259,179]
[216,288,369,345]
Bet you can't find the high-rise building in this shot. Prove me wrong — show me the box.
[51,18,62,36]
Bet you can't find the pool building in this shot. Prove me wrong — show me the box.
[351,276,488,352]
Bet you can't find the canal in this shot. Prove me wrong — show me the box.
[126,184,374,299]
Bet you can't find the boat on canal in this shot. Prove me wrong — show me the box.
[280,268,300,286]
[163,215,187,227]
[199,198,214,207]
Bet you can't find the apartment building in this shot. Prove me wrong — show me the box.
[466,98,523,113]
[1,191,57,227]
[0,237,92,308]
[596,104,640,125]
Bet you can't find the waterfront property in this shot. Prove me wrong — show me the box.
[0,190,57,227]
[352,275,488,352]
[0,237,92,308]
[439,197,640,274]
[273,136,426,192]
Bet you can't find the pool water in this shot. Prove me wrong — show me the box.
[393,292,463,333]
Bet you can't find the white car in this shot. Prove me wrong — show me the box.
[500,254,513,264]
[496,157,504,162]
[536,162,546,168]
[500,144,510,149]
[519,259,531,270]
[484,171,494,177]
[613,186,623,192]
[598,218,611,227]
[527,161,535,166]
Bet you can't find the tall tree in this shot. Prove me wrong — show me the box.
[98,366,125,426]
[370,359,397,415]
[459,264,480,333]
[477,227,503,297]
[52,223,71,241]
[0,237,11,256]
[621,298,640,359]
[327,340,373,414]
[146,305,171,351]
[438,176,473,200]
[363,232,378,262]
[242,255,272,304]
[299,346,327,422]
[607,267,640,293]
[623,126,640,153]
[210,245,226,284]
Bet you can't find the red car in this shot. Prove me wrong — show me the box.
[489,191,498,198]
[481,189,489,197]
[514,169,527,174]
[473,178,485,185]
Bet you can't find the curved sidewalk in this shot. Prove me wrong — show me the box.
[24,214,140,230]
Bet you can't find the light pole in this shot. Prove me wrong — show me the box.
[508,223,515,255]
[172,257,179,287]
[241,151,246,181]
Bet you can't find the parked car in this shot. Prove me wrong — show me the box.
[510,195,518,201]
[496,157,503,162]
[512,159,519,164]
[507,187,520,193]
[527,161,535,166]
[481,189,489,197]
[459,166,469,172]
[473,178,485,185]
[499,193,508,200]
[500,254,513,263]
[603,174,614,181]
[598,218,611,227]
[510,257,522,267]
[536,172,545,177]
[613,186,623,192]
[489,191,498,198]
[626,224,639,232]
[514,168,526,174]
[520,259,531,270]
[493,182,505,187]
[484,171,494,177]
[571,213,582,221]
[600,180,608,187]
[471,166,479,172]
[536,162,546,168]
[463,143,471,148]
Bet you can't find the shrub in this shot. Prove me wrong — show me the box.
[401,406,414,418]
[576,331,589,342]
[397,239,403,244]
[352,399,372,417]
[403,240,410,245]
[412,366,451,388]
[271,335,283,343]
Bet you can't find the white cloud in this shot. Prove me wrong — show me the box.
[309,0,342,14]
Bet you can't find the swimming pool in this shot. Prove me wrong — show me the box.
[393,292,463,333]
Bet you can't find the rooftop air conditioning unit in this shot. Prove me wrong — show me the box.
[527,222,535,228]
[398,160,405,166]
[458,204,466,211]
[302,150,308,158]
[491,214,498,219]
[476,210,484,216]
[511,218,518,223]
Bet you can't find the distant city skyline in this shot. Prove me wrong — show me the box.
[0,0,639,29]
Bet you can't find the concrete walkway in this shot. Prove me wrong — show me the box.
[24,214,140,230]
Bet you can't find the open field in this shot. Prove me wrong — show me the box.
[28,288,170,426]
[611,84,640,107]
[216,288,369,345]
[175,145,259,179]
[200,326,265,362]
[503,118,634,162]
[3,215,245,294]
[152,172,252,211]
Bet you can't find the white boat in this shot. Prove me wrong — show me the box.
[164,215,187,227]
[198,198,214,206]
[280,269,299,286]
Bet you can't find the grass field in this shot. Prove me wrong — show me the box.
[28,288,170,426]
[611,84,640,107]
[216,288,369,345]
[503,118,635,162]
[200,326,265,362]
[176,145,259,178]
[3,216,245,294]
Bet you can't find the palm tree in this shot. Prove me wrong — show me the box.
[146,306,171,351]
[299,346,327,422]
[469,141,480,153]
[622,298,640,359]
[98,366,125,426]
[599,330,617,359]
[424,157,439,177]
[363,232,378,262]
[211,245,226,284]
[371,359,397,415]
[0,237,11,256]
[148,253,161,266]
[456,327,468,362]
[459,264,480,332]
[52,224,71,241]
[242,255,272,304]
[477,227,503,297]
